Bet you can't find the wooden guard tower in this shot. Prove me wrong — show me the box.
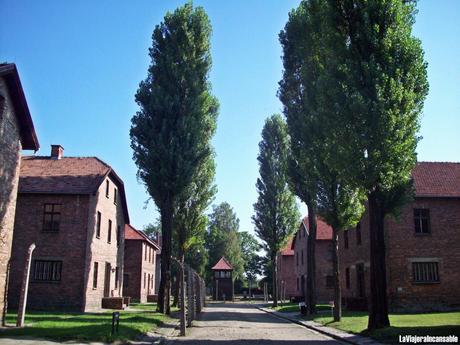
[211,257,234,301]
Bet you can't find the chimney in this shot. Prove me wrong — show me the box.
[50,145,64,160]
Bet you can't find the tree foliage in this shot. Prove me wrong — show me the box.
[130,2,218,314]
[252,114,300,307]
[280,0,428,329]
[205,202,244,282]
[238,231,263,283]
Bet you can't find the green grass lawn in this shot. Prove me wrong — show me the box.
[303,309,460,343]
[129,302,179,312]
[0,307,171,342]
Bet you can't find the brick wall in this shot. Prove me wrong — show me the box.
[294,227,308,298]
[0,77,22,322]
[82,176,126,311]
[277,254,296,298]
[386,198,460,311]
[8,194,90,310]
[123,240,142,301]
[293,227,334,302]
[339,197,460,311]
[316,240,334,303]
[139,241,156,302]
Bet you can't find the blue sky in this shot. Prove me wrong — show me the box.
[1,1,459,234]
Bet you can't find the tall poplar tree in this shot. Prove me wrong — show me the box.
[130,3,218,314]
[253,114,300,307]
[328,0,429,329]
[280,0,428,329]
[205,202,244,282]
[279,0,325,314]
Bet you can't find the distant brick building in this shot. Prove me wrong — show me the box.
[276,237,296,300]
[0,63,39,324]
[292,217,334,303]
[123,224,159,303]
[8,146,129,311]
[212,257,233,301]
[339,162,460,312]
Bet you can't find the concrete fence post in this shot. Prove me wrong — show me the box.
[17,243,35,327]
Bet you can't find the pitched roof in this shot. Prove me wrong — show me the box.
[279,237,294,256]
[125,224,160,250]
[413,162,460,198]
[18,155,130,223]
[0,63,39,150]
[211,257,233,271]
[291,216,332,249]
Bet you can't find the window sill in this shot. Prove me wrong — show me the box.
[412,281,440,285]
[31,280,61,284]
[42,230,60,233]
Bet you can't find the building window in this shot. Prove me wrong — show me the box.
[123,273,129,288]
[42,204,61,232]
[93,262,98,289]
[114,187,118,204]
[301,250,304,265]
[116,226,121,246]
[356,222,362,245]
[96,212,101,238]
[345,267,350,289]
[105,180,110,198]
[296,277,299,291]
[115,266,119,289]
[414,209,430,234]
[413,262,439,283]
[326,275,334,288]
[149,247,152,263]
[296,253,298,266]
[144,244,147,261]
[215,271,219,277]
[225,271,231,278]
[107,219,112,243]
[33,260,62,282]
[344,230,349,249]
[144,272,146,289]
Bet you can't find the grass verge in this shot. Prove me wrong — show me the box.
[312,311,460,343]
[0,306,171,342]
[274,305,460,343]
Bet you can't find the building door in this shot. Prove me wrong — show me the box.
[147,273,151,295]
[104,262,111,297]
[300,275,305,299]
[356,263,365,298]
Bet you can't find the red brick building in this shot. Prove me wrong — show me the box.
[212,257,233,301]
[292,217,334,303]
[0,63,39,323]
[8,146,129,311]
[276,237,296,300]
[123,224,159,303]
[339,162,460,312]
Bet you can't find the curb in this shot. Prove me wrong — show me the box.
[256,306,382,345]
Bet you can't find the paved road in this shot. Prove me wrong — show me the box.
[171,302,345,345]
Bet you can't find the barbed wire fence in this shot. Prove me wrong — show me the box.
[172,258,206,335]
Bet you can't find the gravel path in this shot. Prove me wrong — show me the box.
[170,302,346,345]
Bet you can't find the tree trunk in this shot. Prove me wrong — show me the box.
[367,191,390,329]
[179,254,186,336]
[157,204,173,314]
[332,228,341,322]
[272,253,278,307]
[306,203,317,314]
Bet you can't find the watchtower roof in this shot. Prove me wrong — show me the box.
[211,257,233,271]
